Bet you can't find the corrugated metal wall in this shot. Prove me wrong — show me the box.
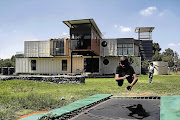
[153,61,168,75]
[100,39,117,56]
[15,58,29,73]
[99,57,141,75]
[72,57,84,73]
[24,41,51,57]
[15,57,83,74]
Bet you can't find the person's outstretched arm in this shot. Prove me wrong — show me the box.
[115,74,130,81]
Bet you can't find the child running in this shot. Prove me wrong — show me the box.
[148,62,157,83]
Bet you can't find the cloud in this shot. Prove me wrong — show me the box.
[60,32,70,38]
[114,24,132,32]
[140,6,157,16]
[178,43,180,46]
[120,26,132,32]
[168,43,176,47]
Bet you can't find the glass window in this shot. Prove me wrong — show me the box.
[128,44,133,47]
[71,34,74,39]
[92,32,94,39]
[31,60,36,70]
[128,48,133,54]
[62,60,67,71]
[117,48,123,55]
[123,48,127,55]
[117,44,122,47]
[123,44,128,47]
[95,37,97,43]
[117,43,133,55]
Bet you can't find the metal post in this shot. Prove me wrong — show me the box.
[71,51,73,73]
[8,67,10,75]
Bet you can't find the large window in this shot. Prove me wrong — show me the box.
[117,44,133,55]
[31,60,36,70]
[53,40,64,56]
[62,60,67,71]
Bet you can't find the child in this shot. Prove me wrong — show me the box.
[148,62,157,83]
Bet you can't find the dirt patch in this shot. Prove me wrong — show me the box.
[18,110,51,120]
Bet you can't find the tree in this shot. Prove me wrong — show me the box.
[0,59,14,67]
[153,50,162,61]
[161,48,179,67]
[162,48,174,56]
[174,51,179,66]
[162,55,174,67]
[0,59,4,67]
[152,43,162,61]
[153,43,161,55]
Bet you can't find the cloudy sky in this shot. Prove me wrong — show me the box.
[0,0,180,59]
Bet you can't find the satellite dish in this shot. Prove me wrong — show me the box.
[101,41,107,47]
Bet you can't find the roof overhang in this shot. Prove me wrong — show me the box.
[135,27,154,33]
[63,19,103,39]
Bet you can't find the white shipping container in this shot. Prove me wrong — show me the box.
[24,41,51,57]
[15,57,84,74]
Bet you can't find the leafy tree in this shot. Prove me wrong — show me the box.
[1,59,14,67]
[152,43,162,61]
[0,59,4,67]
[141,60,149,75]
[162,55,174,67]
[161,48,180,67]
[11,55,16,63]
[153,43,161,55]
[174,51,179,65]
[162,48,174,56]
[152,50,162,61]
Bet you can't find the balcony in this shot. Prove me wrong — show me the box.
[71,39,91,50]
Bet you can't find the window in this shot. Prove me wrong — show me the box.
[92,32,94,39]
[95,36,97,43]
[31,60,36,70]
[62,60,67,71]
[71,34,74,39]
[53,40,64,56]
[117,43,133,55]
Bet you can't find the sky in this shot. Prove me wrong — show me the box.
[0,0,180,59]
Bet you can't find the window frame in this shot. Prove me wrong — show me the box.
[117,43,133,55]
[62,60,67,71]
[31,60,36,70]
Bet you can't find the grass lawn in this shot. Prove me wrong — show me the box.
[0,74,180,120]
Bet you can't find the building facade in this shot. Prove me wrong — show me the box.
[15,19,154,75]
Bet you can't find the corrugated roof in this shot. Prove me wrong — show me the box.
[63,19,104,39]
[135,27,154,33]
